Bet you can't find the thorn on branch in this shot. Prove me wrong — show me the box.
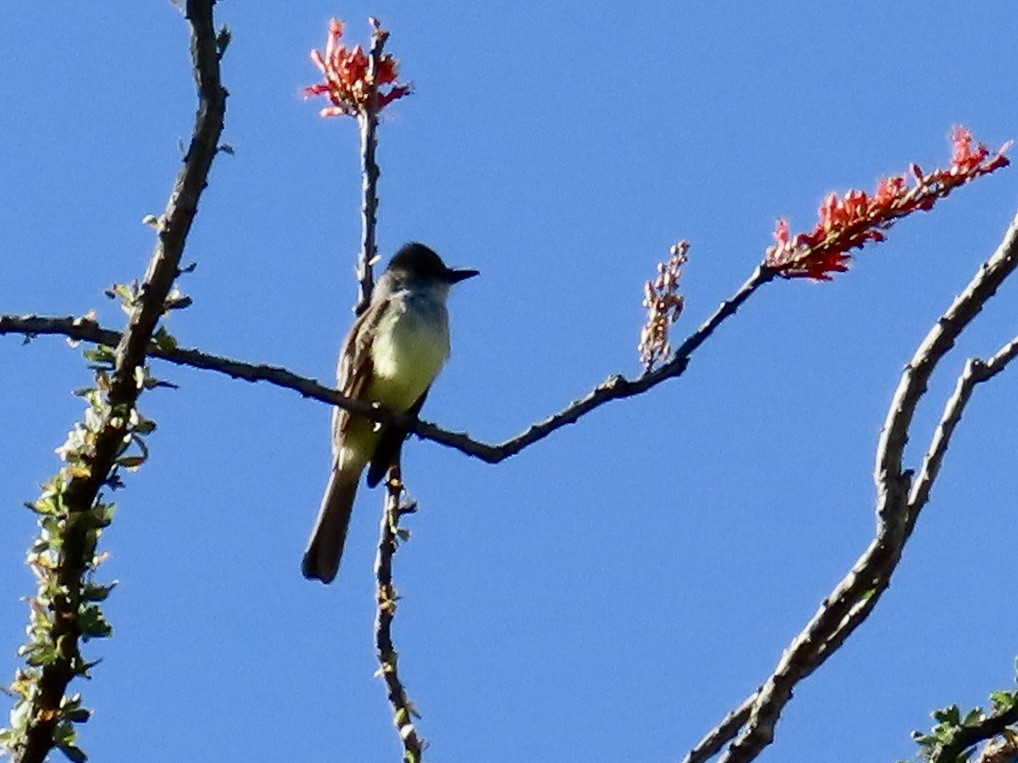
[162,289,192,312]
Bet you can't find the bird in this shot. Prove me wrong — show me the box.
[302,242,478,583]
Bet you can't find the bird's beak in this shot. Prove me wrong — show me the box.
[447,268,480,284]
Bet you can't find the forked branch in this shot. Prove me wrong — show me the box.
[684,209,1018,763]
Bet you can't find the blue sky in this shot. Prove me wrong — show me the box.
[1,3,1017,762]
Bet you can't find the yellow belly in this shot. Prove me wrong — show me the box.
[366,300,450,412]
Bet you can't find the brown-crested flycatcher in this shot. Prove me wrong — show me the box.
[302,242,478,583]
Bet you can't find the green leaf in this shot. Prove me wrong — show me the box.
[152,326,178,351]
[63,707,91,723]
[94,503,117,527]
[990,690,1017,711]
[932,705,961,725]
[78,605,112,641]
[32,496,58,515]
[23,643,58,667]
[116,456,146,471]
[82,582,116,602]
[58,742,88,763]
[962,707,983,726]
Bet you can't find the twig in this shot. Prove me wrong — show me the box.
[0,264,776,465]
[684,209,1018,763]
[909,334,1018,516]
[7,3,227,762]
[373,468,425,763]
[682,696,756,763]
[487,265,776,458]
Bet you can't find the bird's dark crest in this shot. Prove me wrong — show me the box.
[389,242,448,279]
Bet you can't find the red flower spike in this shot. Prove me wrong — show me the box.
[765,127,1010,281]
[303,18,411,119]
[874,176,906,206]
[950,125,989,173]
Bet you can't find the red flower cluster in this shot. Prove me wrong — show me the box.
[639,241,689,372]
[766,127,1011,280]
[304,18,411,118]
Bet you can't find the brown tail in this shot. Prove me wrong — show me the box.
[302,468,359,584]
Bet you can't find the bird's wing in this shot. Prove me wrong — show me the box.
[331,296,389,458]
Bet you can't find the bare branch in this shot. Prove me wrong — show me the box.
[878,210,1018,520]
[909,334,1018,514]
[684,209,1018,763]
[682,696,756,763]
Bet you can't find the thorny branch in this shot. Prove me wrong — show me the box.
[348,19,426,759]
[683,209,1018,763]
[303,16,408,315]
[4,2,227,762]
[304,15,424,755]
[374,469,425,763]
[354,18,387,315]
